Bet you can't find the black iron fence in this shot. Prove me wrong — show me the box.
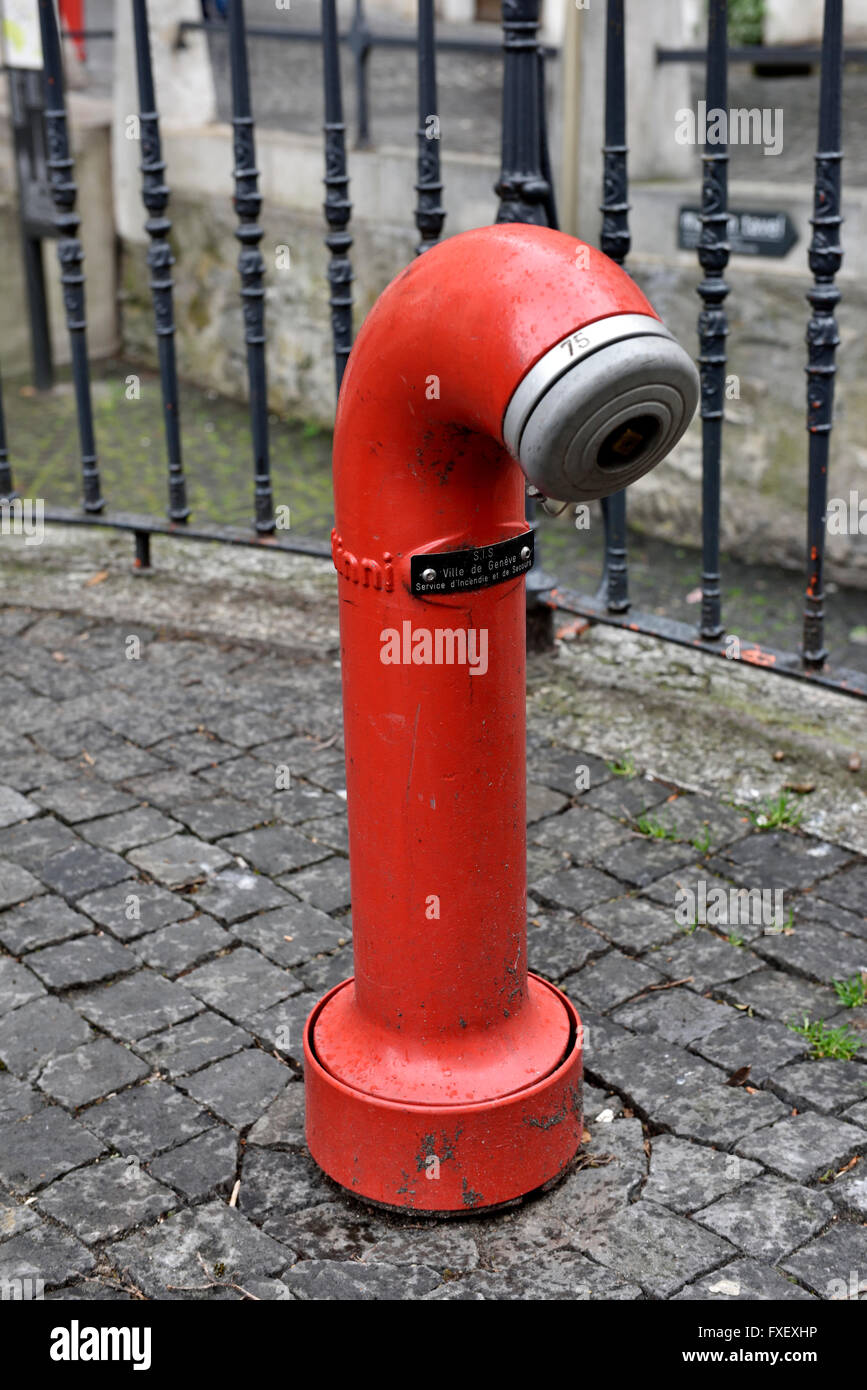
[0,0,862,700]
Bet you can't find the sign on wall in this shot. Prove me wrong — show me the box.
[678,207,799,258]
[1,0,44,70]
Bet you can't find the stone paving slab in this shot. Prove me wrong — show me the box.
[0,593,864,1301]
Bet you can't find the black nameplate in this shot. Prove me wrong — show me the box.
[410,530,534,596]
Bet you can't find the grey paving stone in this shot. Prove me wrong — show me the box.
[0,785,40,828]
[843,1099,867,1128]
[0,896,93,955]
[526,908,608,981]
[193,868,296,923]
[240,1149,334,1236]
[781,1221,867,1298]
[527,845,567,882]
[531,866,622,914]
[45,1282,135,1301]
[0,957,46,1015]
[139,1012,253,1079]
[172,797,264,841]
[0,995,94,1080]
[124,769,212,809]
[792,892,867,942]
[770,1059,867,1115]
[247,992,320,1063]
[423,1271,519,1300]
[36,1157,177,1243]
[613,988,734,1046]
[0,816,78,871]
[0,1195,41,1242]
[285,1201,391,1262]
[529,805,632,857]
[815,862,867,917]
[181,946,299,1024]
[579,775,671,821]
[737,1111,867,1183]
[204,708,287,750]
[565,949,663,1012]
[595,835,697,889]
[282,1258,441,1301]
[0,1223,95,1284]
[361,1234,477,1273]
[33,777,138,825]
[528,744,610,796]
[583,1199,737,1298]
[298,816,350,855]
[39,1038,150,1109]
[247,1083,307,1149]
[0,1107,104,1193]
[672,1259,816,1301]
[526,783,570,825]
[39,843,134,900]
[78,880,195,940]
[643,1134,763,1213]
[691,1014,809,1084]
[722,969,840,1025]
[181,1048,291,1128]
[656,1083,788,1149]
[107,1200,294,1299]
[588,1033,786,1146]
[230,902,348,969]
[26,933,138,990]
[650,793,751,853]
[129,915,229,977]
[0,860,45,909]
[78,806,183,854]
[150,731,237,773]
[695,1174,834,1262]
[641,863,736,913]
[67,739,168,784]
[824,1160,867,1219]
[219,825,330,877]
[581,895,681,953]
[0,1072,46,1123]
[754,920,867,986]
[710,831,851,893]
[650,930,763,992]
[294,947,353,996]
[0,750,71,795]
[502,1250,644,1301]
[273,785,347,829]
[277,858,351,914]
[149,1126,239,1200]
[82,1079,214,1159]
[127,834,233,890]
[75,969,202,1039]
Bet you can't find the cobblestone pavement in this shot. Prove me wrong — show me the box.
[0,587,865,1301]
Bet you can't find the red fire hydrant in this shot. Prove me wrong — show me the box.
[304,224,698,1212]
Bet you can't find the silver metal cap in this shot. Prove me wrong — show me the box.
[503,314,700,503]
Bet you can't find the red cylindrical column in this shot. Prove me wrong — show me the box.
[304,224,682,1211]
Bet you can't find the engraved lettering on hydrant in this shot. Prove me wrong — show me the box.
[331,528,394,591]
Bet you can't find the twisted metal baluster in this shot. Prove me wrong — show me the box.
[132,0,189,523]
[38,0,102,512]
[696,0,729,641]
[803,0,844,668]
[0,368,14,502]
[598,0,630,614]
[322,0,354,394]
[227,0,274,534]
[495,0,550,225]
[414,0,446,255]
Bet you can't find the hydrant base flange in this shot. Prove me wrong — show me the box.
[304,975,583,1213]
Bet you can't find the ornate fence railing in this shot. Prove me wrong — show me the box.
[0,0,862,699]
